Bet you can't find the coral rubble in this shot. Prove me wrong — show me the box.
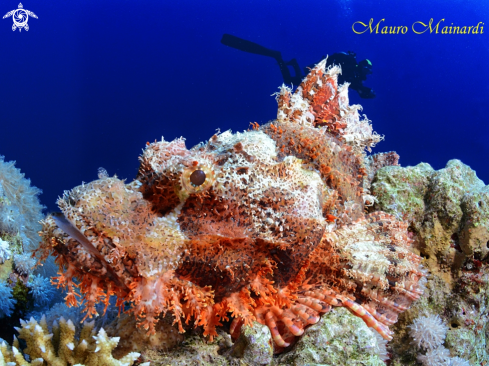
[35,58,426,356]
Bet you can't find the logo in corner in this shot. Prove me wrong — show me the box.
[3,3,37,32]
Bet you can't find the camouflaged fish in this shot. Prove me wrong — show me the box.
[37,59,426,352]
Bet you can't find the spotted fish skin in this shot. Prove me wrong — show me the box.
[37,59,425,352]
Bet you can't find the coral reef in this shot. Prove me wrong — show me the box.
[0,315,145,366]
[27,274,55,307]
[406,313,471,366]
[0,280,16,317]
[137,330,231,366]
[104,313,185,359]
[32,61,424,352]
[276,307,389,365]
[0,156,44,252]
[115,158,488,365]
[129,307,388,365]
[1,55,486,366]
[0,156,52,344]
[416,346,451,366]
[13,253,36,276]
[370,160,488,365]
[0,156,44,288]
[35,59,426,354]
[408,314,448,351]
[229,321,273,365]
[0,238,11,264]
[27,302,97,335]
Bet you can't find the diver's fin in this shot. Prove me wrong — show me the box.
[221,34,281,59]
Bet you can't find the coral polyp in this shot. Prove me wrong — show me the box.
[36,59,426,351]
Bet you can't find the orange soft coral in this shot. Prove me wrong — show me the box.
[37,58,425,352]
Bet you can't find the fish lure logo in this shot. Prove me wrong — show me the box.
[3,3,37,32]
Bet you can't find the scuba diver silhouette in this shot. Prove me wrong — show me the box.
[221,34,375,99]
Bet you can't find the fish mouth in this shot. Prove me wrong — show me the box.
[51,212,129,292]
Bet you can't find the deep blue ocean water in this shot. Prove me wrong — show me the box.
[0,0,487,213]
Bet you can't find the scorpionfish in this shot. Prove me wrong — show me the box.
[37,59,426,351]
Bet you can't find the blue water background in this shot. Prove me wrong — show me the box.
[0,0,487,212]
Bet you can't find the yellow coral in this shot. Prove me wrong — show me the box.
[0,316,147,366]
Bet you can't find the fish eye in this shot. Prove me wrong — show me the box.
[181,164,215,195]
[190,169,206,186]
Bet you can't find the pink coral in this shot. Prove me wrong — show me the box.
[36,59,425,352]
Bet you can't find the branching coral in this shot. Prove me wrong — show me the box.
[0,316,146,366]
[36,59,426,352]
